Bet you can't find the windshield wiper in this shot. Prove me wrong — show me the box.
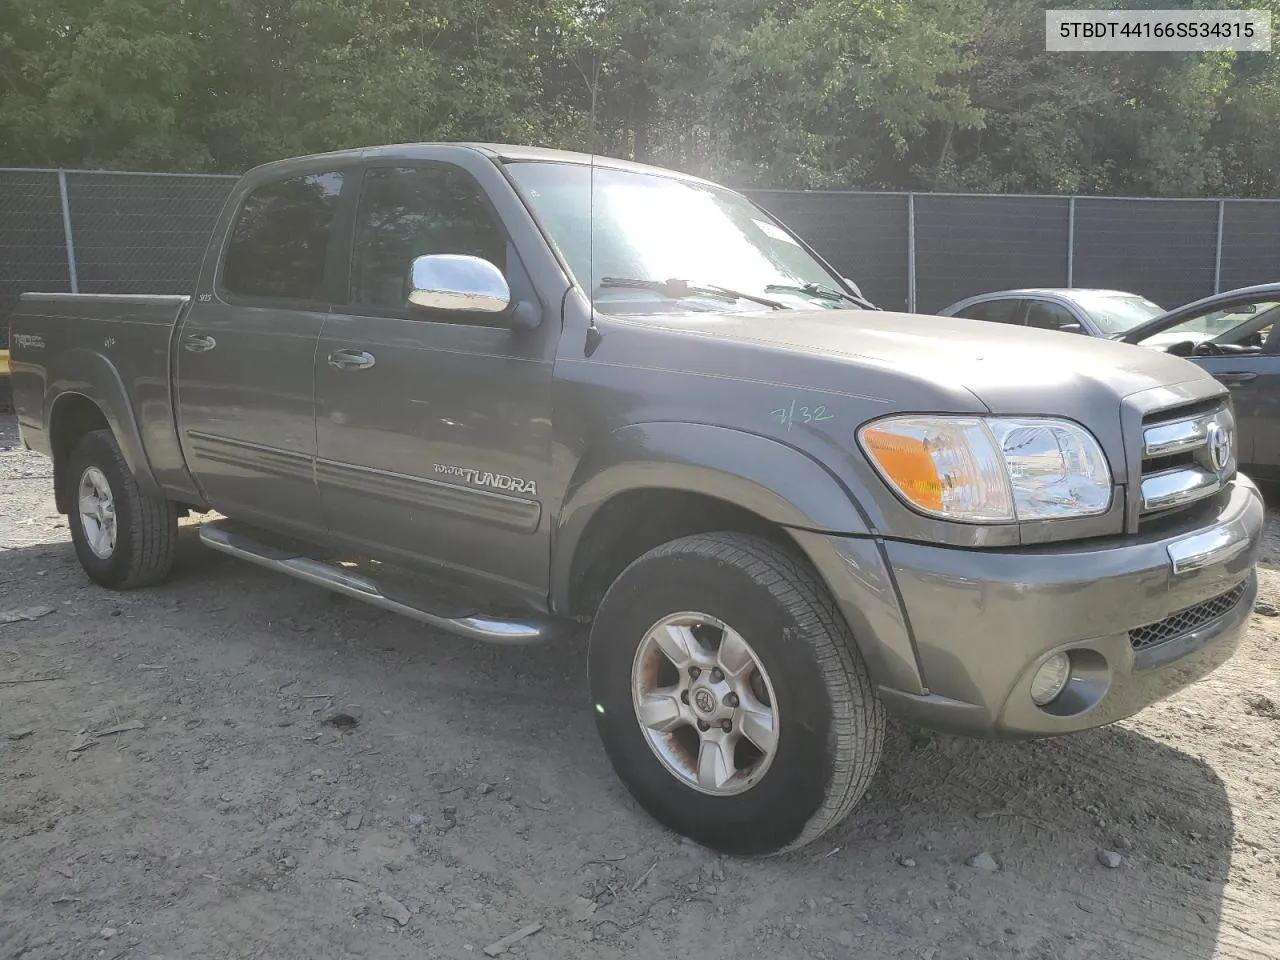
[765,281,878,311]
[600,277,789,310]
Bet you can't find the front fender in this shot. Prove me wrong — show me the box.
[552,421,871,604]
[45,348,161,498]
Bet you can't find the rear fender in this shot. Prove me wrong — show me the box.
[45,348,160,500]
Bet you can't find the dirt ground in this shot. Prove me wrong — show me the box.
[2,411,1278,960]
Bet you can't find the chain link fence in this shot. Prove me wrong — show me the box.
[0,169,237,329]
[3,168,1280,327]
[1,171,73,324]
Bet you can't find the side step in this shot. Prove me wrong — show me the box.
[198,520,558,645]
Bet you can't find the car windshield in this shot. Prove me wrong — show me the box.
[504,161,858,314]
[1069,292,1165,335]
[1138,300,1280,348]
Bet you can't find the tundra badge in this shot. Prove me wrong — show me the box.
[434,463,538,497]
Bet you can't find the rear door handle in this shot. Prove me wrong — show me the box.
[1216,372,1257,385]
[183,334,216,353]
[327,349,376,371]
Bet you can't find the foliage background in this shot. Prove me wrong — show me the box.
[2,0,1278,195]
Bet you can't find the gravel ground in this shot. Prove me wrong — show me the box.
[2,411,1279,960]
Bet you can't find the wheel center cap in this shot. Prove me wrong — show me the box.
[692,687,718,714]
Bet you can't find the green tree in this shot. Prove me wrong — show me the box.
[0,0,210,168]
[2,0,1278,198]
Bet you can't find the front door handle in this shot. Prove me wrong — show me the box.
[327,349,376,371]
[183,334,217,353]
[1216,371,1258,385]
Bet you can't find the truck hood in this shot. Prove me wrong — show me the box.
[646,307,1220,416]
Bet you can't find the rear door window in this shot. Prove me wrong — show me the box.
[221,171,346,301]
[955,299,1027,325]
[1025,300,1082,332]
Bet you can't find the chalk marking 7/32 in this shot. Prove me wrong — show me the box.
[770,399,835,432]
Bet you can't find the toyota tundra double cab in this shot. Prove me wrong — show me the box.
[7,143,1263,855]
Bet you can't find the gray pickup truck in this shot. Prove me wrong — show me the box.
[8,144,1264,855]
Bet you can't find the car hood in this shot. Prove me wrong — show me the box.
[645,308,1218,412]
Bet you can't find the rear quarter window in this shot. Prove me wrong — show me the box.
[955,299,1025,324]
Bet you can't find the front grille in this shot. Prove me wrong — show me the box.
[1137,399,1235,525]
[1128,583,1246,650]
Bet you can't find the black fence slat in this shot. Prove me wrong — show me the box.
[747,190,910,311]
[913,195,1070,314]
[1219,202,1280,292]
[0,171,70,327]
[1071,198,1220,311]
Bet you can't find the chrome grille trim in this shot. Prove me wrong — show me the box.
[1143,410,1222,458]
[1137,400,1235,518]
[1141,466,1223,512]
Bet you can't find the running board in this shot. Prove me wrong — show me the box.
[198,521,555,645]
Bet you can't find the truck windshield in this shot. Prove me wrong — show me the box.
[503,161,860,314]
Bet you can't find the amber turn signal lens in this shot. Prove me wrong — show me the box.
[860,427,944,512]
[856,415,1016,522]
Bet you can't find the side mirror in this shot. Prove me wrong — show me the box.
[842,277,865,299]
[408,254,511,315]
[1059,322,1085,334]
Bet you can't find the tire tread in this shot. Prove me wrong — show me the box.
[69,430,178,589]
[626,531,885,854]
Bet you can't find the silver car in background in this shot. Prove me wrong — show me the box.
[940,288,1166,338]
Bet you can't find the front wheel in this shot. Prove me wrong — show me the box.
[587,532,885,855]
[66,429,179,589]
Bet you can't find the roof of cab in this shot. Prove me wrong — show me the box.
[242,142,720,188]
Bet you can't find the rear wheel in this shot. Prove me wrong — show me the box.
[66,429,178,589]
[587,532,885,855]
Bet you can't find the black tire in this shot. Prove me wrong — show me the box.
[66,429,178,589]
[588,532,885,856]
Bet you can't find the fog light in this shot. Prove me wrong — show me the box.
[1030,653,1071,706]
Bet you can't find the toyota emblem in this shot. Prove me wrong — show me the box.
[1206,421,1231,473]
[693,688,717,714]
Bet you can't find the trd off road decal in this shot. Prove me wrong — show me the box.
[434,463,538,497]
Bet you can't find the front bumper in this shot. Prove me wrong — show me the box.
[800,476,1264,739]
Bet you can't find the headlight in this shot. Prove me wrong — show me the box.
[857,415,1112,523]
